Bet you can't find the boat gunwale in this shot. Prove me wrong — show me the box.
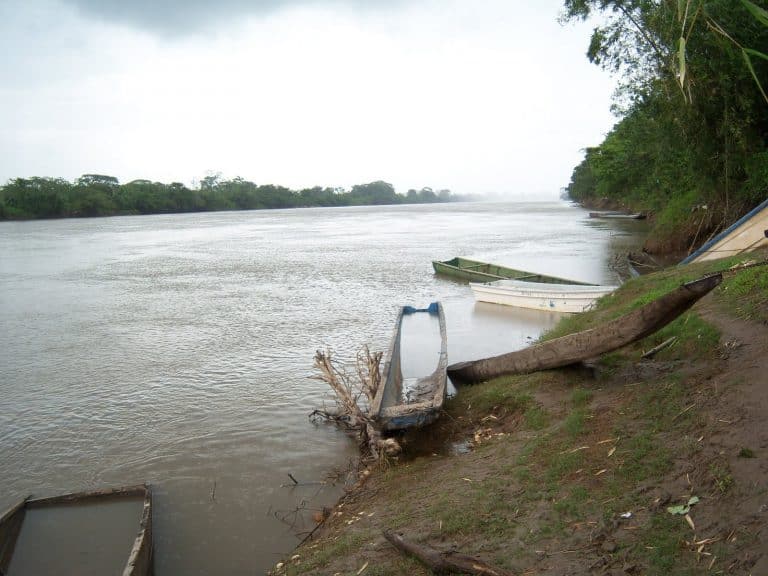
[371,302,448,430]
[0,484,153,576]
[470,279,617,295]
[432,257,593,286]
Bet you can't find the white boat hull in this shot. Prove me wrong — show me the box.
[687,200,768,263]
[470,279,617,313]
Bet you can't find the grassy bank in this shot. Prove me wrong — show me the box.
[273,249,768,575]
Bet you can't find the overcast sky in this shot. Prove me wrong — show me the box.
[0,0,617,198]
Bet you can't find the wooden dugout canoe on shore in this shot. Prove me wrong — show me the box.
[0,484,153,576]
[371,302,448,431]
[447,274,722,384]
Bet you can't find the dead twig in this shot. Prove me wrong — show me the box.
[382,529,515,576]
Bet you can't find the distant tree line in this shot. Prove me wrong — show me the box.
[0,174,464,220]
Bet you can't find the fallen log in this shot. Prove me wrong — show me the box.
[382,529,514,576]
[448,274,722,385]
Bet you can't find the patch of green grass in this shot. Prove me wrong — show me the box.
[291,532,372,573]
[717,263,768,323]
[562,409,587,439]
[642,312,720,360]
[636,376,687,429]
[619,431,672,483]
[523,404,549,430]
[710,461,734,493]
[545,449,585,484]
[447,375,533,417]
[570,387,593,408]
[635,513,688,575]
[553,485,590,520]
[365,558,427,576]
[425,476,521,539]
[738,447,756,458]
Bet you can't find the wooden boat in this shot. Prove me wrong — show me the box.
[448,274,721,384]
[370,302,448,431]
[589,211,646,219]
[0,484,153,576]
[680,198,768,264]
[470,279,618,313]
[432,257,593,285]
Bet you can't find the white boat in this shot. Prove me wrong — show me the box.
[680,198,768,264]
[470,279,618,313]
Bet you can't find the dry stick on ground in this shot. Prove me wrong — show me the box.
[641,336,678,359]
[382,530,515,576]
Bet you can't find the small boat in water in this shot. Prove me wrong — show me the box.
[432,257,594,285]
[370,302,448,431]
[589,211,646,220]
[0,484,153,576]
[680,198,768,264]
[470,279,618,313]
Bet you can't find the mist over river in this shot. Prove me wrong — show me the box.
[0,200,646,574]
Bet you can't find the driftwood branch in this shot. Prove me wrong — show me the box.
[312,348,399,460]
[382,530,514,576]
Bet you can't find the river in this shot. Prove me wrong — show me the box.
[0,200,646,574]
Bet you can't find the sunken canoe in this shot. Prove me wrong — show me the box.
[470,279,618,313]
[0,484,153,576]
[448,274,722,384]
[370,302,448,431]
[432,257,593,285]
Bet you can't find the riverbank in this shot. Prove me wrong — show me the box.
[272,249,768,575]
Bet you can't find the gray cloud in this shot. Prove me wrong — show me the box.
[59,0,409,34]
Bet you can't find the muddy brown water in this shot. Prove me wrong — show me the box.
[7,497,145,576]
[0,201,646,574]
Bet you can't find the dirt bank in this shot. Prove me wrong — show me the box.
[272,253,767,575]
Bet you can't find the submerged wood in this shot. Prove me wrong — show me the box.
[0,484,153,576]
[382,529,514,576]
[448,274,722,384]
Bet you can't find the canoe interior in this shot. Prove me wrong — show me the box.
[372,302,448,431]
[0,485,152,576]
[432,257,592,285]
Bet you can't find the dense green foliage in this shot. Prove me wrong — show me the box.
[563,0,768,252]
[0,174,463,220]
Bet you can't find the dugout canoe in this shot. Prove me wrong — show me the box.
[448,274,722,384]
[0,484,153,576]
[371,302,448,431]
[432,257,593,285]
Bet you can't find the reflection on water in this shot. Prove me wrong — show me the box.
[0,201,645,574]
